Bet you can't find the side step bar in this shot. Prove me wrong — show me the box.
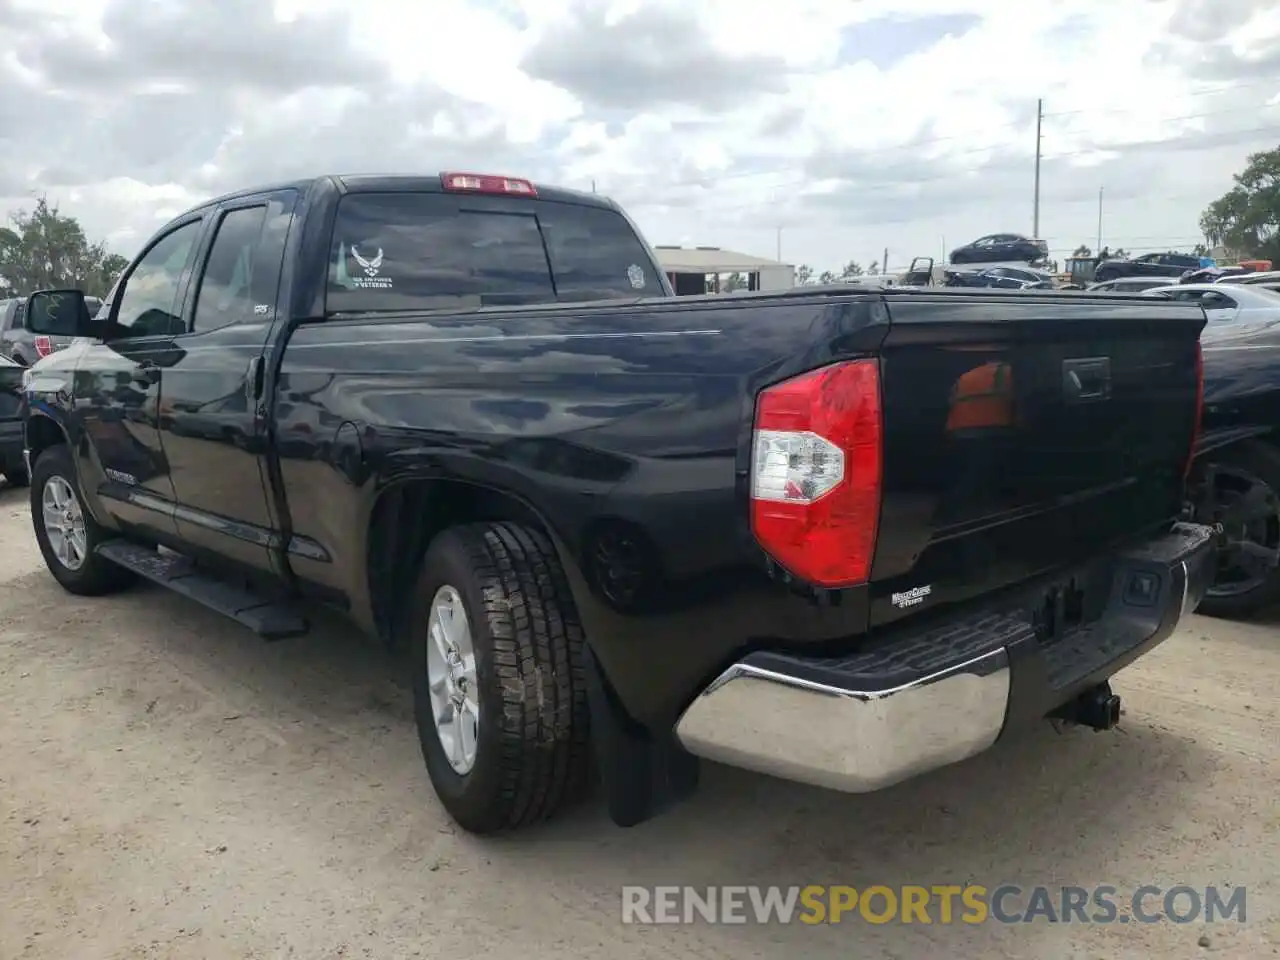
[96,540,309,640]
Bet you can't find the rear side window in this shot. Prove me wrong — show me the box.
[326,192,662,315]
[536,203,665,300]
[193,205,269,333]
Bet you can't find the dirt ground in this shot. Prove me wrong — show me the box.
[0,482,1277,960]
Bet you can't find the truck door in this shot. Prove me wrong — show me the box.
[74,216,207,542]
[156,190,297,576]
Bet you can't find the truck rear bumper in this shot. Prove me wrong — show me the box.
[673,521,1216,794]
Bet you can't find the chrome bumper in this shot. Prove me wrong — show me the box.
[674,522,1216,794]
[675,648,1010,794]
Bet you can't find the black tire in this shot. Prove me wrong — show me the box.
[4,458,30,487]
[1196,440,1280,619]
[410,521,591,834]
[30,444,136,596]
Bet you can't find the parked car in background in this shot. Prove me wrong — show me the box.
[1219,270,1280,285]
[0,353,27,486]
[1086,277,1170,293]
[946,265,1054,289]
[949,233,1048,265]
[0,295,102,365]
[1093,252,1202,284]
[1141,283,1280,325]
[1181,266,1254,284]
[1169,284,1280,617]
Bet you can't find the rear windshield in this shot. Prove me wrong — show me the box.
[326,192,666,315]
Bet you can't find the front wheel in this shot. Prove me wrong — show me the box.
[410,521,591,834]
[30,444,136,595]
[1195,440,1280,619]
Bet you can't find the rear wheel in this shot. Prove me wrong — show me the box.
[30,444,136,595]
[409,521,591,833]
[1196,440,1280,619]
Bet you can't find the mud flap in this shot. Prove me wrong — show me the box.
[583,646,700,827]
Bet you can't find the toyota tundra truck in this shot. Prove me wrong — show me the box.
[19,172,1214,833]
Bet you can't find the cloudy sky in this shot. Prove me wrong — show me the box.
[2,0,1278,274]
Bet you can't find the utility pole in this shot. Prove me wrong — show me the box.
[591,179,597,193]
[882,246,888,274]
[1033,98,1043,240]
[776,225,782,261]
[1096,186,1104,252]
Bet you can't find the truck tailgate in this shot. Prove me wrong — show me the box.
[869,292,1205,626]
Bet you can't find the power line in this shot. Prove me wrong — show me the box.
[608,88,1280,194]
[1041,75,1280,120]
[626,116,1280,210]
[642,123,1279,221]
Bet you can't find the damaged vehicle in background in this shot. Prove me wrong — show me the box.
[948,233,1049,265]
[1151,281,1280,617]
[1093,251,1202,284]
[944,265,1055,289]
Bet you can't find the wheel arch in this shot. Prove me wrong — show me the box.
[364,476,593,653]
[25,411,69,464]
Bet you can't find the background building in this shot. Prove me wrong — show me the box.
[653,246,796,295]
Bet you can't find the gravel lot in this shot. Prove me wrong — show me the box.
[0,480,1277,959]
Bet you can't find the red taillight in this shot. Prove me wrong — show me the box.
[1185,341,1204,478]
[34,335,52,358]
[440,171,537,197]
[750,359,883,588]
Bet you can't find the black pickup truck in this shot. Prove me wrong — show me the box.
[20,172,1214,834]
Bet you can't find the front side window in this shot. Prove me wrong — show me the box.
[113,220,203,337]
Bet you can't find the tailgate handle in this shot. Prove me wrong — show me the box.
[1062,356,1111,403]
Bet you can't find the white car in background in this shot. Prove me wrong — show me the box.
[1140,282,1280,324]
[1086,277,1171,293]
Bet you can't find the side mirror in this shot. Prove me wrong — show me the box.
[25,289,98,339]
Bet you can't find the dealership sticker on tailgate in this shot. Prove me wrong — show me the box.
[891,585,932,609]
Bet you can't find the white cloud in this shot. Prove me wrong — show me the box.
[1,0,1278,274]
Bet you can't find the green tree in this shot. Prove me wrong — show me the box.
[795,264,814,285]
[0,196,129,298]
[722,271,747,292]
[867,260,880,275]
[1073,244,1092,257]
[1200,145,1280,261]
[818,270,837,284]
[839,260,863,280]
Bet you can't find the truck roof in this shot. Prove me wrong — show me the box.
[173,173,618,222]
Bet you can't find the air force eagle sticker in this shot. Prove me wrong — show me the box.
[350,245,392,289]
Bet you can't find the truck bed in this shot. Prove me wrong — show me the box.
[277,285,1204,724]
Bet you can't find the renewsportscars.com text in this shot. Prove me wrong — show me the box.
[621,884,1247,925]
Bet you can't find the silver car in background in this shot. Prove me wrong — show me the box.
[1140,282,1280,323]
